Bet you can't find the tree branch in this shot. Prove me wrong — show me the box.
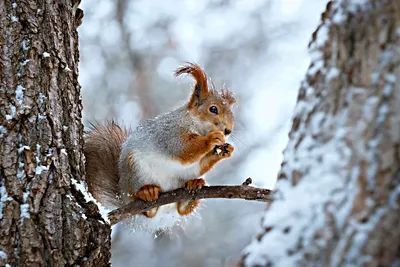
[108,178,272,225]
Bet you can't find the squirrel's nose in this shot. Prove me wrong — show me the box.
[224,128,232,136]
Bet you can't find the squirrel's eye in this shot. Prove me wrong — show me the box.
[209,106,218,114]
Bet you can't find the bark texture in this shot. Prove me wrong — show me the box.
[0,1,111,266]
[241,0,400,266]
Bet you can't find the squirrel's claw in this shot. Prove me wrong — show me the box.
[137,184,161,201]
[183,178,206,192]
[136,184,161,218]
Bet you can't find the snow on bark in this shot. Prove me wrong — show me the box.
[0,1,111,266]
[241,0,400,266]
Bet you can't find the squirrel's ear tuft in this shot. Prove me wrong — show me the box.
[220,88,236,105]
[174,62,210,109]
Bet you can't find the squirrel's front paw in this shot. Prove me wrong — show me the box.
[137,184,161,201]
[182,178,206,192]
[214,143,234,158]
[207,131,225,148]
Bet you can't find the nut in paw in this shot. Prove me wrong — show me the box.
[214,143,234,157]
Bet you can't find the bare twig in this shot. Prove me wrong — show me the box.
[108,178,272,225]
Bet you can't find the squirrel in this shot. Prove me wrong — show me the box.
[84,62,236,231]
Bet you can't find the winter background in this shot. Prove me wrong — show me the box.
[78,0,328,266]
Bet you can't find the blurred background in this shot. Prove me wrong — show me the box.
[78,0,328,266]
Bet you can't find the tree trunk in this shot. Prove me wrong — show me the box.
[0,1,111,266]
[241,0,400,266]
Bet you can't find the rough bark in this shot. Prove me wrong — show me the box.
[0,1,111,266]
[241,0,400,266]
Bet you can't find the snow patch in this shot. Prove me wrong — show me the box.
[35,165,49,175]
[38,93,46,105]
[315,24,329,47]
[332,8,345,24]
[22,40,29,51]
[0,126,7,138]
[36,143,41,163]
[6,104,16,120]
[348,0,368,13]
[327,67,340,80]
[18,145,30,154]
[23,192,29,202]
[71,178,111,224]
[0,251,7,259]
[42,52,50,58]
[15,85,24,105]
[20,204,30,221]
[38,114,46,120]
[385,73,396,83]
[308,59,324,76]
[21,59,30,66]
[0,185,13,220]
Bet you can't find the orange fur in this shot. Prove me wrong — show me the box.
[174,130,225,165]
[199,143,234,175]
[219,87,236,105]
[173,63,236,217]
[177,178,206,216]
[184,178,206,190]
[137,184,161,201]
[174,62,236,109]
[126,151,135,169]
[177,200,201,216]
[175,62,210,109]
[85,63,236,221]
[136,184,161,218]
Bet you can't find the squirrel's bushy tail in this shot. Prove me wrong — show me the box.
[84,121,129,208]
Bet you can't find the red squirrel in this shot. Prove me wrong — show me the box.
[84,63,236,230]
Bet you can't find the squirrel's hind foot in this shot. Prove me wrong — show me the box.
[136,184,161,218]
[137,184,161,201]
[177,200,200,216]
[176,178,206,216]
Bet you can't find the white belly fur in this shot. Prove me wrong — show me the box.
[134,150,201,191]
[132,151,201,231]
